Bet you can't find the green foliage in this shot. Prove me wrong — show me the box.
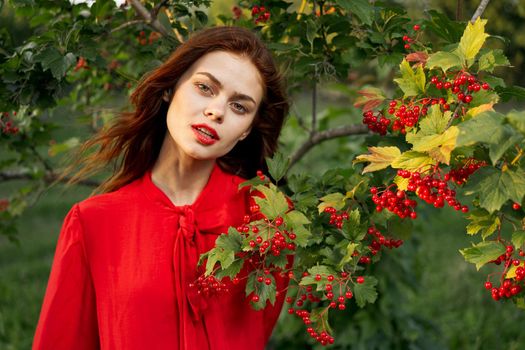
[2,0,525,348]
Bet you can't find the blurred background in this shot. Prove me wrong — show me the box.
[1,0,525,349]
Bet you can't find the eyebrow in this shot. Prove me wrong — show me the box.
[195,72,257,105]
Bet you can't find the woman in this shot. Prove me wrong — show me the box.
[33,26,289,349]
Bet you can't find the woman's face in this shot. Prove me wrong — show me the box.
[164,50,264,162]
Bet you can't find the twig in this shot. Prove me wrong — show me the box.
[471,0,491,22]
[456,0,463,21]
[289,124,369,169]
[311,83,317,135]
[110,19,144,33]
[0,170,100,187]
[152,0,170,18]
[126,0,181,43]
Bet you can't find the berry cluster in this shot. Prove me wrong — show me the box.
[388,100,429,133]
[285,271,360,346]
[1,112,19,135]
[243,213,297,256]
[485,245,525,301]
[322,207,349,229]
[189,274,229,297]
[402,24,421,50]
[365,226,403,258]
[362,110,390,135]
[429,73,490,105]
[137,30,160,46]
[370,185,418,219]
[400,169,469,212]
[446,159,487,185]
[251,5,270,24]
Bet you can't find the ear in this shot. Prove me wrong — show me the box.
[239,127,252,141]
[162,89,172,102]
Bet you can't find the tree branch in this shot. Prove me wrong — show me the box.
[111,19,144,33]
[471,0,491,22]
[289,124,369,169]
[126,0,182,43]
[0,170,100,187]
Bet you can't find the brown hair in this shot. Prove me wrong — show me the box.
[63,26,288,193]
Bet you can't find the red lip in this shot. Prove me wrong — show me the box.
[191,124,220,145]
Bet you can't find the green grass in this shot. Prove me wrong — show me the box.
[0,184,91,349]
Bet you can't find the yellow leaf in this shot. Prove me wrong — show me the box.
[507,260,525,279]
[345,180,366,200]
[390,151,436,172]
[394,176,409,191]
[466,103,495,118]
[456,17,489,65]
[412,127,459,165]
[354,146,401,173]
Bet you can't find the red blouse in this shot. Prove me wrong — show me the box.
[33,164,289,349]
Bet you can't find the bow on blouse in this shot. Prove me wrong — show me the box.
[172,203,233,348]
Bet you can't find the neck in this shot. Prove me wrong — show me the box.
[151,135,215,206]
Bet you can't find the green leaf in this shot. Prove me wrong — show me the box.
[339,242,358,269]
[265,254,289,270]
[318,192,346,213]
[390,151,436,171]
[456,111,505,147]
[478,49,510,73]
[463,167,525,213]
[293,225,311,247]
[246,272,276,310]
[310,307,333,334]
[34,47,76,79]
[305,18,317,51]
[285,210,310,226]
[426,51,463,72]
[393,59,426,98]
[215,259,244,280]
[488,127,523,164]
[254,184,289,219]
[339,0,374,25]
[456,17,489,66]
[342,209,367,241]
[496,86,525,103]
[512,230,525,249]
[205,228,242,275]
[506,110,525,135]
[460,241,506,270]
[354,276,378,307]
[266,152,289,182]
[418,105,449,135]
[465,209,500,239]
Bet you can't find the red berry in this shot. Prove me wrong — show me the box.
[413,24,420,31]
[512,202,521,210]
[482,83,490,90]
[356,276,365,284]
[485,281,492,290]
[404,44,411,50]
[252,294,260,302]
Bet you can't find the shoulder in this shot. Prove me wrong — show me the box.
[75,177,143,221]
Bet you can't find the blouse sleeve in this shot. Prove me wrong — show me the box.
[32,204,99,349]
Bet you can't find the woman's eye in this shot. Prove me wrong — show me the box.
[231,102,247,113]
[196,83,212,94]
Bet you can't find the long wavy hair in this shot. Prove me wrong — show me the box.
[63,26,288,193]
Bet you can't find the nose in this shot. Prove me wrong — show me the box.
[203,99,225,123]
